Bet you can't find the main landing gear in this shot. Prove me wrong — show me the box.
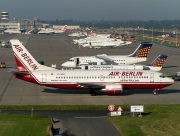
[153,88,162,95]
[90,89,96,96]
[153,91,157,95]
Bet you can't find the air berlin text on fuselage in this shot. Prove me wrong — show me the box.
[109,71,143,76]
[13,44,38,70]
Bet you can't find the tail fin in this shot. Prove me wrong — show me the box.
[148,54,168,67]
[10,39,56,71]
[128,42,153,57]
[61,25,67,32]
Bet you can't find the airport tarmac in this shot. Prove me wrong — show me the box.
[0,34,180,105]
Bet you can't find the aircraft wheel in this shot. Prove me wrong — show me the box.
[90,89,96,96]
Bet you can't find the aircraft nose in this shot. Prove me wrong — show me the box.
[61,62,69,67]
[170,78,175,84]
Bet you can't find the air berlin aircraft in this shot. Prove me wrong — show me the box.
[10,39,174,95]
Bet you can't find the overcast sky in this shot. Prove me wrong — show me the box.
[1,0,180,21]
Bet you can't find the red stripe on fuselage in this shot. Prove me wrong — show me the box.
[40,82,173,89]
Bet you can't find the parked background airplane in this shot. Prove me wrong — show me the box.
[10,39,173,95]
[54,25,68,34]
[73,33,132,48]
[61,42,153,68]
[75,54,168,71]
[37,25,67,34]
[81,39,132,49]
[4,29,21,34]
[0,41,11,48]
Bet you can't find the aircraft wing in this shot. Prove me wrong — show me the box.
[95,55,118,65]
[77,82,105,88]
[9,68,30,76]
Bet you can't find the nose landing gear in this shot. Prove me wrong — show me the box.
[90,89,96,96]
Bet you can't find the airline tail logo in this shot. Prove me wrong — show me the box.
[87,29,97,36]
[10,39,41,72]
[135,46,151,57]
[151,54,168,67]
[13,44,39,71]
[62,25,67,32]
[129,42,153,57]
[11,39,57,72]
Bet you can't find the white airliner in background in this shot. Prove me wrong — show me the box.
[54,25,68,34]
[81,39,132,49]
[9,39,174,95]
[4,29,21,34]
[73,34,110,45]
[61,42,153,68]
[68,32,87,37]
[38,25,67,34]
[73,34,132,48]
[76,54,168,72]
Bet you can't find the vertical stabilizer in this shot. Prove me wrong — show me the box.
[61,25,67,32]
[148,54,168,67]
[10,39,57,71]
[128,42,153,57]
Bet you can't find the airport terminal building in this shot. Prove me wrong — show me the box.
[0,11,80,33]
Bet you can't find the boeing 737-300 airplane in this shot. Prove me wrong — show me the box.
[9,39,173,95]
[61,42,153,68]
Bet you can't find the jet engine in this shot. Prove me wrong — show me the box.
[101,84,123,95]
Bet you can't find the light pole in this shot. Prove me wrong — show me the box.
[162,26,164,44]
[176,28,178,48]
[152,27,153,42]
[143,27,144,41]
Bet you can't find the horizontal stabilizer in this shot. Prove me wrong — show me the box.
[9,68,30,76]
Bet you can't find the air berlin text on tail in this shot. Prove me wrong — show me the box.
[13,44,38,70]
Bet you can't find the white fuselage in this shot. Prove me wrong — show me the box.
[82,39,132,48]
[21,69,173,90]
[77,65,162,71]
[61,55,147,68]
[4,29,21,34]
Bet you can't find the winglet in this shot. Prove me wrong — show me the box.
[128,42,153,57]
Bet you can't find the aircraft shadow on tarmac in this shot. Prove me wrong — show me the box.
[162,66,179,68]
[122,89,180,95]
[42,88,180,96]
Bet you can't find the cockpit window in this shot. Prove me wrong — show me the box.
[68,59,73,61]
[160,74,167,78]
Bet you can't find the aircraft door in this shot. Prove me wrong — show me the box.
[85,66,88,70]
[75,58,79,65]
[42,74,47,83]
[100,75,105,81]
[126,58,129,65]
[150,73,154,82]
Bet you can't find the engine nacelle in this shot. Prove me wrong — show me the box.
[101,84,123,95]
